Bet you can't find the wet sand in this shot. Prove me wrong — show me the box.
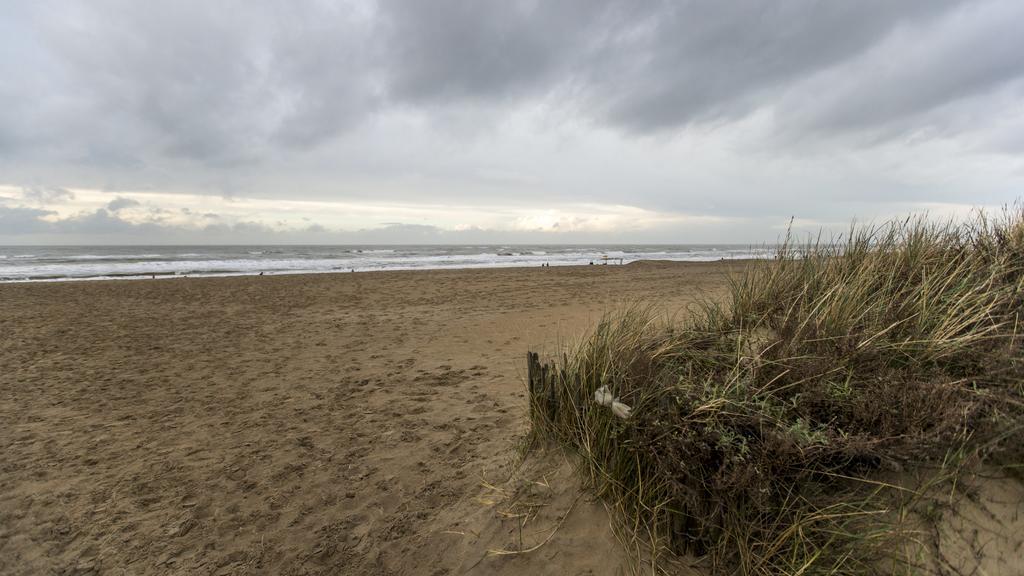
[0,261,741,575]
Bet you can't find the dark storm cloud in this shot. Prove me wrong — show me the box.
[375,0,965,131]
[578,1,964,131]
[377,0,600,102]
[57,4,255,161]
[371,0,1024,140]
[264,4,381,148]
[6,1,377,164]
[6,0,1020,165]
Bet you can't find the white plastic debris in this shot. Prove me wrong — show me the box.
[611,400,632,419]
[593,385,632,419]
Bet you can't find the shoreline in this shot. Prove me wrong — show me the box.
[0,257,761,284]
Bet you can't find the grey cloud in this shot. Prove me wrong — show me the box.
[0,201,166,238]
[376,0,990,136]
[15,1,374,165]
[576,1,960,132]
[377,0,599,103]
[6,0,1010,168]
[0,203,278,242]
[779,1,1024,139]
[21,186,75,205]
[1,0,1022,239]
[0,203,736,244]
[59,208,147,234]
[0,206,56,234]
[106,196,141,212]
[267,6,381,148]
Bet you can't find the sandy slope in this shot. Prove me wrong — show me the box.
[0,261,738,575]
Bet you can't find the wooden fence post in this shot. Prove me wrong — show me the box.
[527,351,535,421]
[526,351,562,427]
[545,362,558,423]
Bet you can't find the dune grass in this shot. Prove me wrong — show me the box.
[527,208,1024,574]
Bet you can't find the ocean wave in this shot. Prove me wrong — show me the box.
[0,246,777,282]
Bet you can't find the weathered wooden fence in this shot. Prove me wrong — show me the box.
[525,351,559,426]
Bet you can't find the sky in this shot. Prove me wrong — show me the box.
[1,0,1022,245]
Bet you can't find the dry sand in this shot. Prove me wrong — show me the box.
[0,261,738,575]
[3,260,1021,576]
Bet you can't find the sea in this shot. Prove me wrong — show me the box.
[0,245,775,282]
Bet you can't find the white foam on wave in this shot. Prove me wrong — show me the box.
[66,253,165,261]
[0,246,776,282]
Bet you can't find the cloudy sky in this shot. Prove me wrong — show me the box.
[1,0,1022,244]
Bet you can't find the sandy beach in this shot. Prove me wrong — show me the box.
[0,261,741,575]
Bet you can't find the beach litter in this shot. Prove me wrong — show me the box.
[593,385,632,419]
